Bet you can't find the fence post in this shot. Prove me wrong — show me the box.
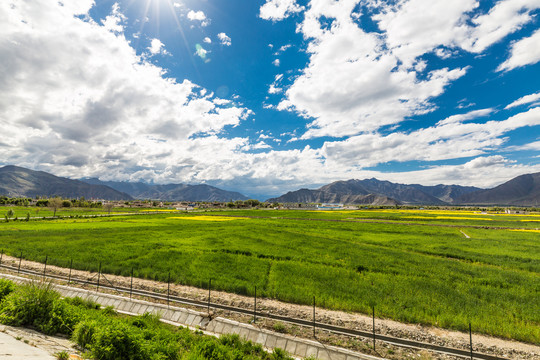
[313,296,316,337]
[372,306,376,351]
[167,271,171,307]
[96,262,101,291]
[0,249,3,266]
[68,259,73,285]
[253,285,257,323]
[42,255,48,280]
[17,252,22,274]
[469,322,473,360]
[208,279,212,314]
[130,267,134,299]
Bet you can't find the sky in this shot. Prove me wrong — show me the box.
[1,0,540,199]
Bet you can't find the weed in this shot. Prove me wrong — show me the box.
[272,322,287,333]
[55,351,69,360]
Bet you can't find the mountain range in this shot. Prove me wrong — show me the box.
[0,166,248,202]
[1,165,539,206]
[80,178,249,202]
[0,165,131,200]
[267,174,540,206]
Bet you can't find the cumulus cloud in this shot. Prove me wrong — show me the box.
[217,32,231,46]
[259,0,303,21]
[0,0,250,181]
[321,107,540,167]
[262,0,540,139]
[268,84,282,94]
[463,0,540,53]
[203,37,212,44]
[497,29,540,71]
[187,10,209,26]
[148,38,167,55]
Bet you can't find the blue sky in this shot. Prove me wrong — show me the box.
[1,0,539,198]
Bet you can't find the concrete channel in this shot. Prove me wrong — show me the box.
[0,273,384,360]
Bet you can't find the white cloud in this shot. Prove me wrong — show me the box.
[436,108,494,126]
[0,0,251,182]
[464,0,540,53]
[101,3,126,33]
[498,29,540,71]
[282,14,467,138]
[268,84,282,94]
[187,10,209,26]
[217,32,231,46]
[261,0,540,140]
[148,38,167,55]
[272,59,280,66]
[321,107,540,167]
[203,37,212,44]
[505,91,540,109]
[259,0,303,21]
[506,140,540,151]
[373,0,477,67]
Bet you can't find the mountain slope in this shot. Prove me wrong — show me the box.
[410,184,481,204]
[346,179,446,204]
[266,187,399,205]
[81,178,249,202]
[0,166,132,200]
[457,172,540,206]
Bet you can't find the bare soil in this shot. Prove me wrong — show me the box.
[0,254,538,360]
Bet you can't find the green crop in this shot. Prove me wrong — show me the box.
[0,209,538,343]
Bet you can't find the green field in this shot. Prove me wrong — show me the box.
[0,208,538,344]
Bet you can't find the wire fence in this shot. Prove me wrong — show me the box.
[0,249,504,360]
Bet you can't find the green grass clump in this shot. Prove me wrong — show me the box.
[0,282,80,335]
[0,278,16,302]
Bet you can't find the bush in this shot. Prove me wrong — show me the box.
[72,319,99,349]
[64,296,100,310]
[0,281,80,335]
[0,279,15,303]
[84,321,147,360]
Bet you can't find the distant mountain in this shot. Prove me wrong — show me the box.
[266,185,399,206]
[344,179,447,205]
[457,172,540,206]
[80,178,249,202]
[268,179,481,205]
[0,166,132,200]
[410,184,481,204]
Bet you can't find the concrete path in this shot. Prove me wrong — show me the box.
[0,331,56,359]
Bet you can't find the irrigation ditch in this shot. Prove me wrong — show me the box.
[0,253,530,360]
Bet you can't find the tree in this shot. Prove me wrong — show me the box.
[103,202,114,214]
[48,197,63,217]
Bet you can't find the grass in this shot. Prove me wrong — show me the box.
[0,209,538,344]
[0,280,293,360]
[0,205,173,219]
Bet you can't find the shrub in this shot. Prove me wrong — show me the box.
[86,321,146,360]
[0,281,80,335]
[0,279,15,303]
[64,296,100,310]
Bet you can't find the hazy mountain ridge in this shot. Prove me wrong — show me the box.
[268,178,481,205]
[0,166,132,200]
[457,172,540,206]
[266,186,399,206]
[81,178,249,202]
